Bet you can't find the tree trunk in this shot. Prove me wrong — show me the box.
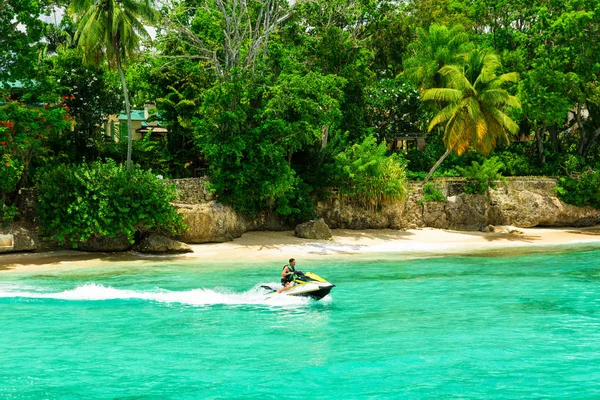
[534,127,546,165]
[424,149,451,183]
[582,126,600,157]
[118,60,133,169]
[548,126,559,153]
[321,125,329,148]
[576,103,587,156]
[11,148,35,206]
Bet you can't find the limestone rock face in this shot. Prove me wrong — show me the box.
[489,180,600,227]
[169,177,214,204]
[316,198,403,229]
[0,224,38,253]
[134,233,192,254]
[295,218,333,240]
[445,194,488,230]
[77,235,132,252]
[315,178,600,231]
[422,202,447,229]
[176,202,250,243]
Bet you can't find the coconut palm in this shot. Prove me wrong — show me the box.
[422,49,522,182]
[403,23,473,90]
[69,0,156,169]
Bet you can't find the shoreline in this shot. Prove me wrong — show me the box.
[1,226,600,272]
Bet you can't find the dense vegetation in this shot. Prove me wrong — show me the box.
[1,0,600,240]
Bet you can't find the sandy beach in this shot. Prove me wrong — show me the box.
[1,225,600,272]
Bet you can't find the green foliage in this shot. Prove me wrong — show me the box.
[403,24,474,90]
[422,182,446,203]
[0,101,71,198]
[48,49,122,161]
[0,0,51,80]
[0,152,22,224]
[330,135,407,209]
[495,150,532,176]
[37,160,186,247]
[556,169,600,209]
[195,72,344,219]
[364,77,428,140]
[457,156,506,195]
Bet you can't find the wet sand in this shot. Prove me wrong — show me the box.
[1,226,600,272]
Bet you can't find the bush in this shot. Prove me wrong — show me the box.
[37,160,186,247]
[495,151,532,176]
[421,182,446,203]
[555,169,600,209]
[331,135,407,208]
[457,157,506,195]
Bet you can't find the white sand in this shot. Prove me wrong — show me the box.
[1,226,600,272]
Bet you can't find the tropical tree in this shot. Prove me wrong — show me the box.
[69,0,156,169]
[403,23,473,90]
[422,49,521,182]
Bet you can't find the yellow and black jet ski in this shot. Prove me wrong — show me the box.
[261,271,335,300]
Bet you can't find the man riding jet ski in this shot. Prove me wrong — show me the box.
[262,258,335,300]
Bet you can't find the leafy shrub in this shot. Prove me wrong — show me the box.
[0,148,23,224]
[330,135,407,208]
[495,151,532,176]
[0,204,18,226]
[457,156,506,195]
[555,169,600,209]
[37,160,186,247]
[422,182,446,203]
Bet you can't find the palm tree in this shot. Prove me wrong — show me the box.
[403,23,473,90]
[422,49,521,182]
[69,0,156,169]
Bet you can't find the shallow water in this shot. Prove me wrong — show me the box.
[1,246,600,399]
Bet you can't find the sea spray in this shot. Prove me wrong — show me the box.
[0,282,313,306]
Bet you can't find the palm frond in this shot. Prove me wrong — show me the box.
[422,88,462,103]
[490,109,520,136]
[438,65,472,90]
[428,103,460,132]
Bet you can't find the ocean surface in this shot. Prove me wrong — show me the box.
[1,245,600,399]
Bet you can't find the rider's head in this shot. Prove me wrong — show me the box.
[289,258,296,267]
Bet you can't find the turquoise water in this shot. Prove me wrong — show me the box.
[1,246,600,399]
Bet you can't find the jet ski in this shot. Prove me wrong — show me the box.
[261,271,335,300]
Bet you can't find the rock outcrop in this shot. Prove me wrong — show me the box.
[295,218,333,240]
[0,224,38,253]
[176,202,250,243]
[316,178,600,231]
[133,233,192,254]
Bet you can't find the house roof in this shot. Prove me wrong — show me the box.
[0,80,38,89]
[117,110,147,121]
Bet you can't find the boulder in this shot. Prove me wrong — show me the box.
[175,201,250,243]
[0,224,39,253]
[134,233,192,254]
[295,218,333,240]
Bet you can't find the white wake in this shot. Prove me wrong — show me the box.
[0,283,313,306]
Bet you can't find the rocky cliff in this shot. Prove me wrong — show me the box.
[316,178,600,230]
